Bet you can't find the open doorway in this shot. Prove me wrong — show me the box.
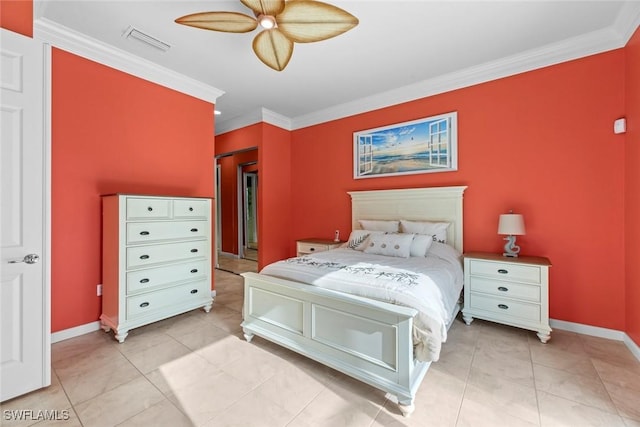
[242,169,258,261]
[214,149,259,275]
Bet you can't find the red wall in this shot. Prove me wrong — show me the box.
[52,48,215,332]
[259,123,292,267]
[0,0,32,36]
[289,51,626,331]
[625,27,640,346]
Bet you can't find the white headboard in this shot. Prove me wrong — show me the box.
[348,186,467,253]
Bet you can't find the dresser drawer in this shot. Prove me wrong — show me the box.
[126,240,209,269]
[468,259,541,284]
[468,276,540,302]
[126,281,209,319]
[126,198,171,220]
[126,260,208,294]
[173,199,209,219]
[469,293,540,322]
[126,221,208,244]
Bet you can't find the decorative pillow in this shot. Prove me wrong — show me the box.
[358,219,400,232]
[400,220,449,244]
[410,234,433,257]
[363,233,415,258]
[346,230,381,251]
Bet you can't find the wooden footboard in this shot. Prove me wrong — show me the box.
[241,272,431,416]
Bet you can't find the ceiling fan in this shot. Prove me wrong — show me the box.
[175,0,359,71]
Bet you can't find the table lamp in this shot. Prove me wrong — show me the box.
[498,211,526,257]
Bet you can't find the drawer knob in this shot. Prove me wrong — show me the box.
[498,304,509,310]
[310,247,315,251]
[140,302,150,308]
[140,231,150,236]
[498,286,509,292]
[190,269,198,273]
[190,289,198,294]
[498,269,508,274]
[147,207,153,211]
[189,207,194,211]
[190,228,198,232]
[140,278,150,283]
[190,248,198,253]
[140,255,150,260]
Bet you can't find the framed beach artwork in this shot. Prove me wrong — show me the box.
[353,112,458,179]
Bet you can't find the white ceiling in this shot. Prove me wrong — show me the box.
[34,1,640,134]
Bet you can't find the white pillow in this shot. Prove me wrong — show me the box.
[345,230,381,251]
[400,220,449,244]
[358,219,400,232]
[410,234,433,257]
[363,233,414,258]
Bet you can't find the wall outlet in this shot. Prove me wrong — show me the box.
[97,284,102,296]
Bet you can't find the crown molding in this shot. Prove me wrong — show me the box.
[216,108,292,135]
[291,25,627,130]
[615,1,640,43]
[33,18,224,104]
[218,3,639,134]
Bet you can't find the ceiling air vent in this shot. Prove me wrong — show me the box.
[123,26,170,52]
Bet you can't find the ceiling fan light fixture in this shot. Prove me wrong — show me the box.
[258,14,277,30]
[174,0,358,71]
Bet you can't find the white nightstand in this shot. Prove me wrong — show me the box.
[462,252,552,343]
[296,238,344,256]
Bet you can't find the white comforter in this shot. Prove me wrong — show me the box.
[259,243,463,362]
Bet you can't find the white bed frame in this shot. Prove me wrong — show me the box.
[241,186,467,416]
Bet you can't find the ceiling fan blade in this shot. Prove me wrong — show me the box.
[253,29,294,71]
[277,0,358,43]
[175,12,258,33]
[241,0,285,17]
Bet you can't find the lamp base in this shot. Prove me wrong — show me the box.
[502,235,521,257]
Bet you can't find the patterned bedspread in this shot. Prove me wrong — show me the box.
[259,244,463,362]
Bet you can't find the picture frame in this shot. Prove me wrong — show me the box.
[353,111,458,179]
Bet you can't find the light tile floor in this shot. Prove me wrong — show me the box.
[2,267,639,427]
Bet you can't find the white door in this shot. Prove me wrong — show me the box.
[0,28,50,402]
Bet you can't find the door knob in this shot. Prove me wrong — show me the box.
[8,254,40,264]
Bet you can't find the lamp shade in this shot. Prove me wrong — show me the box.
[498,214,526,235]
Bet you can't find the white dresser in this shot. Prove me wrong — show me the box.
[462,252,552,343]
[100,194,213,342]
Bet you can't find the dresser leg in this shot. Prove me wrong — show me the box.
[203,302,212,313]
[537,331,551,343]
[243,329,254,343]
[114,330,128,343]
[462,312,474,326]
[398,401,415,417]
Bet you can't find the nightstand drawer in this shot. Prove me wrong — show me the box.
[468,259,541,284]
[469,293,540,322]
[297,242,331,254]
[468,276,540,302]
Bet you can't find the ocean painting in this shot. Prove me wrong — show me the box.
[353,112,458,179]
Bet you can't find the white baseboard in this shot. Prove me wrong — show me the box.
[551,318,640,362]
[550,319,625,340]
[51,321,101,343]
[624,334,640,361]
[217,251,239,259]
[52,291,219,343]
